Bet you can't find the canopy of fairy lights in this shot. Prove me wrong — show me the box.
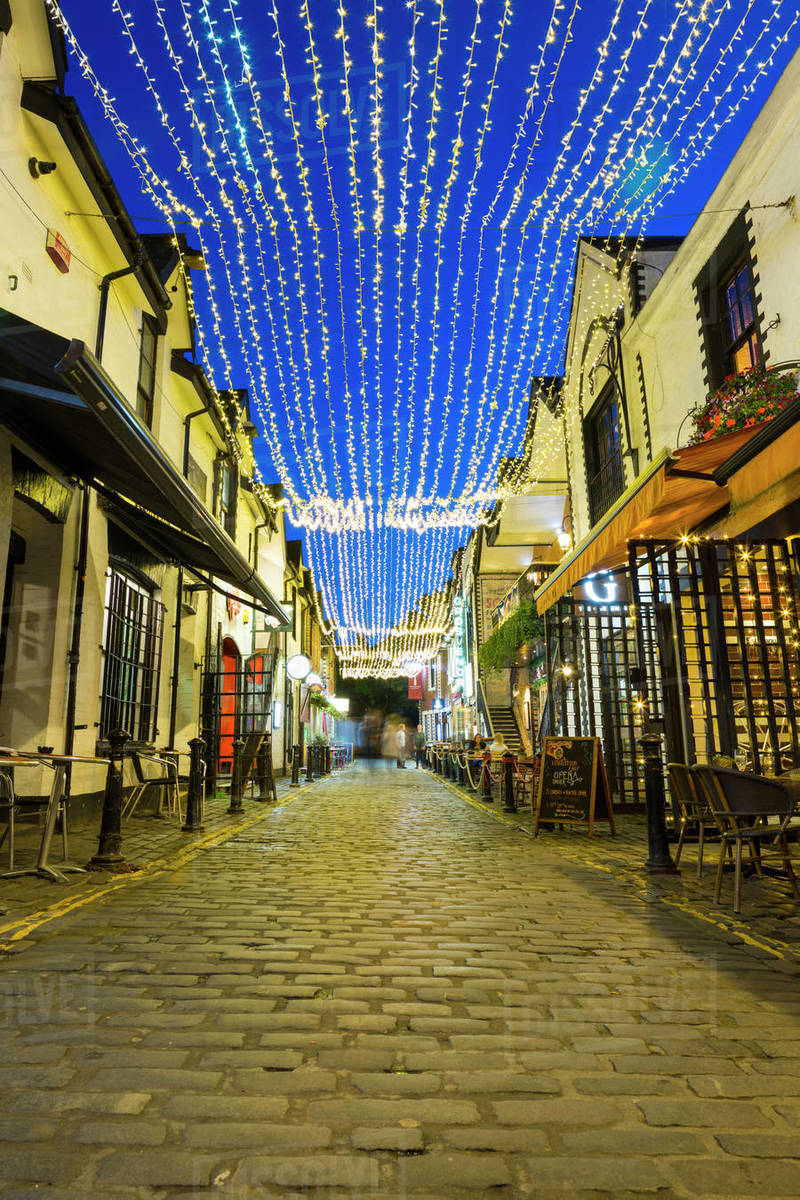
[50,0,799,676]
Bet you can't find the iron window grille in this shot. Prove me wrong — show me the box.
[585,385,625,525]
[100,568,164,744]
[629,538,800,776]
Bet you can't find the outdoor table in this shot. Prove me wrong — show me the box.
[1,752,109,883]
[1,756,47,884]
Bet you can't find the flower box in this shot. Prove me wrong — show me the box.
[689,368,799,445]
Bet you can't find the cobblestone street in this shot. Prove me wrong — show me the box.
[2,760,800,1199]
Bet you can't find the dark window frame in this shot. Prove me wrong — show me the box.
[136,313,158,428]
[584,381,626,526]
[720,259,760,377]
[694,211,764,393]
[215,455,238,541]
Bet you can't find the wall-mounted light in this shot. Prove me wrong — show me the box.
[286,653,311,681]
[272,700,283,729]
[556,525,572,553]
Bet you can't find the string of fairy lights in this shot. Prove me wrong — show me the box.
[47,0,800,676]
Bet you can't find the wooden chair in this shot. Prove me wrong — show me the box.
[667,762,720,877]
[514,756,539,810]
[692,765,800,914]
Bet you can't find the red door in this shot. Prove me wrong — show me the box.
[218,637,240,772]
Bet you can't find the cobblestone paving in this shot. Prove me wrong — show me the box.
[1,760,800,1199]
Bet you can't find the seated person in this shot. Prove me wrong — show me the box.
[488,732,508,760]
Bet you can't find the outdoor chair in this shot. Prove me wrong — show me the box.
[123,752,181,822]
[0,769,51,873]
[692,765,800,914]
[514,756,539,810]
[667,762,721,877]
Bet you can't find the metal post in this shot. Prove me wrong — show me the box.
[90,728,129,868]
[182,737,206,832]
[502,753,516,813]
[305,742,314,783]
[481,751,494,803]
[227,738,246,814]
[159,749,180,818]
[638,733,679,874]
[290,743,301,787]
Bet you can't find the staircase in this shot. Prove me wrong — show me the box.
[488,706,523,752]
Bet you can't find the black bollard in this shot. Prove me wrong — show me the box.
[204,735,217,799]
[290,743,301,787]
[182,736,206,831]
[482,751,494,803]
[227,738,246,814]
[639,733,679,874]
[90,727,130,868]
[502,753,516,813]
[305,742,314,783]
[257,733,278,803]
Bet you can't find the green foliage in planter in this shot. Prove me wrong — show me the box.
[478,599,545,671]
[689,367,799,444]
[308,693,341,719]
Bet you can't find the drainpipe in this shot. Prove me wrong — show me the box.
[167,406,209,749]
[95,253,142,362]
[63,482,90,796]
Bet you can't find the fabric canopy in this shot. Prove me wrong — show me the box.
[535,426,765,614]
[720,421,800,537]
[0,312,289,629]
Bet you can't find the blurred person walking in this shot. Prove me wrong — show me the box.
[413,724,426,769]
[396,724,407,769]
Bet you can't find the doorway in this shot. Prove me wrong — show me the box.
[218,637,240,773]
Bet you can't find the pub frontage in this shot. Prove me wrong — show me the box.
[535,389,800,812]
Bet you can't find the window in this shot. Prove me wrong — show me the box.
[694,212,762,392]
[100,568,164,744]
[585,384,625,525]
[217,458,237,539]
[186,453,207,504]
[721,262,760,376]
[136,315,158,427]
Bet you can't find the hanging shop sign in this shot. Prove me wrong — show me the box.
[408,672,423,700]
[534,737,615,837]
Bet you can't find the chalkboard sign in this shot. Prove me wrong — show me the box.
[534,737,615,837]
[240,731,266,789]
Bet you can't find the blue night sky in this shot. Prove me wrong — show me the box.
[54,0,799,671]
